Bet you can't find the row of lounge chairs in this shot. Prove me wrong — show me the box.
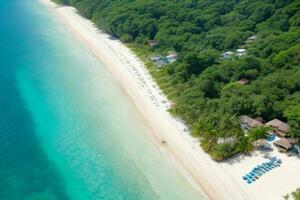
[242,157,282,184]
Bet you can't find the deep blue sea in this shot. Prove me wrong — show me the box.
[0,0,206,199]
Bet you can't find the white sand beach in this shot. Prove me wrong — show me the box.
[41,0,300,199]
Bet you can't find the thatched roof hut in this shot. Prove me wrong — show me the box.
[239,115,263,129]
[266,119,289,137]
[274,138,292,151]
[288,138,299,145]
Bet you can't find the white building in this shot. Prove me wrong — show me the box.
[166,51,177,63]
[247,35,257,41]
[236,49,247,57]
[222,51,234,58]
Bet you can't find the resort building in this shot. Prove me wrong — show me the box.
[236,49,247,57]
[222,51,234,58]
[150,55,162,62]
[247,35,257,41]
[150,55,167,68]
[266,119,289,137]
[288,138,299,145]
[238,78,249,85]
[166,51,177,63]
[254,117,265,124]
[148,40,158,48]
[239,115,263,130]
[274,138,292,152]
[150,51,178,68]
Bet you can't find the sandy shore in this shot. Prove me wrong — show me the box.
[40,0,300,199]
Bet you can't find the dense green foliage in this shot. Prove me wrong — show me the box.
[285,188,300,200]
[292,188,300,200]
[57,0,300,160]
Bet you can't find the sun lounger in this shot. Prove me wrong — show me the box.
[244,158,283,185]
[270,156,277,161]
[250,172,256,176]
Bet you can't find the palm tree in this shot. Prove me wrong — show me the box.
[292,188,300,200]
[235,135,253,154]
[248,126,271,142]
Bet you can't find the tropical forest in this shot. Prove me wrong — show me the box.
[55,0,300,160]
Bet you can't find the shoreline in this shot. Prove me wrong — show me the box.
[39,1,300,200]
[39,0,242,199]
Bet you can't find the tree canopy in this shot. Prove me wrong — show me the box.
[56,0,300,160]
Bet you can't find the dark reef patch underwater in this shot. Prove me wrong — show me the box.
[0,0,68,199]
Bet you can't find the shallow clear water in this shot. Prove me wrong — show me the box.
[0,0,206,199]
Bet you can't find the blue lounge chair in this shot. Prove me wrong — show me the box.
[258,165,266,172]
[269,162,276,166]
[253,169,261,174]
[248,177,255,182]
[277,159,282,163]
[261,166,269,171]
[263,163,271,170]
[248,175,256,182]
[267,163,274,168]
[270,157,277,161]
[257,172,263,176]
[246,177,252,183]
[260,169,266,173]
[263,162,269,165]
[270,164,276,168]
[246,174,253,179]
[250,172,256,177]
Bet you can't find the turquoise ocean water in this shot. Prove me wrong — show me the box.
[0,0,207,199]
